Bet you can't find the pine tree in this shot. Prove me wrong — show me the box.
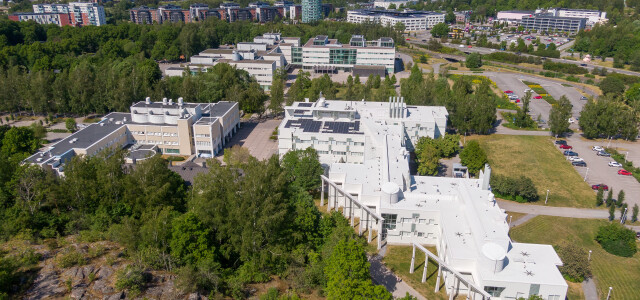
[596,188,604,207]
[632,204,639,223]
[606,189,613,207]
[609,204,616,221]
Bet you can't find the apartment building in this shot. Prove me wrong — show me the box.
[302,0,322,22]
[130,3,287,24]
[373,0,414,9]
[521,14,586,34]
[347,9,445,31]
[277,96,568,300]
[25,98,240,175]
[10,2,105,26]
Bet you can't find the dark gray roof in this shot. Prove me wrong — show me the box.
[209,101,236,117]
[169,161,208,186]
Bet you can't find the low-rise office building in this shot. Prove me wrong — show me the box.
[536,8,607,26]
[373,0,414,9]
[347,9,445,31]
[25,98,240,175]
[300,35,396,74]
[277,96,568,300]
[521,14,586,34]
[496,10,534,25]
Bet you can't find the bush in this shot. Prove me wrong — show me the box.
[56,247,86,268]
[460,140,487,176]
[595,223,637,257]
[490,174,538,202]
[115,265,149,293]
[556,242,592,282]
[543,61,588,74]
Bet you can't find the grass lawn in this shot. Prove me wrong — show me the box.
[471,135,596,208]
[511,216,640,300]
[383,245,452,300]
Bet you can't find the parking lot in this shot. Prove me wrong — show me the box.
[221,119,280,161]
[561,136,640,208]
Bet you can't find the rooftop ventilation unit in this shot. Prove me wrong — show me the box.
[145,97,151,104]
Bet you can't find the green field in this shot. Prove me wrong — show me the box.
[511,216,640,300]
[383,245,451,300]
[472,135,596,208]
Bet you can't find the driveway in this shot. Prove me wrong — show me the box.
[221,119,280,161]
[561,136,640,209]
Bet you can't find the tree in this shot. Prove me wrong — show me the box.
[595,223,637,257]
[549,96,572,136]
[606,189,613,207]
[281,147,324,192]
[269,78,285,116]
[632,204,639,223]
[465,53,482,68]
[1,126,41,157]
[460,140,487,176]
[65,118,77,133]
[579,97,638,140]
[596,188,604,206]
[598,76,625,95]
[617,190,625,208]
[416,143,440,176]
[431,23,449,38]
[393,22,405,33]
[170,212,216,265]
[556,241,592,282]
[609,204,616,221]
[445,11,456,24]
[513,92,534,128]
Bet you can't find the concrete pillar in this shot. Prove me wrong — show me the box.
[320,178,325,207]
[449,276,456,300]
[377,220,382,249]
[422,256,428,283]
[435,265,442,293]
[350,197,354,227]
[367,212,372,243]
[410,245,416,274]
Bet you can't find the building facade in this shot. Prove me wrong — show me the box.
[278,97,568,300]
[302,0,322,22]
[495,10,534,25]
[521,14,586,34]
[300,35,396,74]
[25,98,240,175]
[372,0,414,9]
[10,2,105,26]
[347,9,445,31]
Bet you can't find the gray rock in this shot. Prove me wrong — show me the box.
[26,265,67,300]
[104,291,124,300]
[70,285,86,299]
[96,266,114,279]
[92,278,114,294]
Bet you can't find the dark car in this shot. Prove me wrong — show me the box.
[580,96,588,100]
[580,63,588,67]
[555,140,567,145]
[572,161,587,167]
[591,184,609,191]
[564,150,578,156]
[597,151,611,157]
[636,232,640,239]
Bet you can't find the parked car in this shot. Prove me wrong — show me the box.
[555,140,567,145]
[524,88,533,93]
[564,150,578,156]
[569,157,584,162]
[580,63,588,67]
[568,118,575,124]
[580,96,588,100]
[504,90,514,94]
[592,146,604,152]
[559,144,573,149]
[591,184,608,191]
[597,151,611,157]
[609,161,623,167]
[618,169,633,176]
[534,95,543,99]
[572,161,587,167]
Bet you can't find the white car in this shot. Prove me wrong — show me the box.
[568,118,575,124]
[609,161,623,167]
[592,146,604,152]
[569,157,584,162]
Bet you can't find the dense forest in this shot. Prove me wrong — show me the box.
[0,124,393,298]
[574,21,640,68]
[0,18,403,116]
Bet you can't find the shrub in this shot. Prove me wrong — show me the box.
[543,61,588,74]
[556,242,592,282]
[490,174,538,202]
[460,140,487,176]
[595,223,637,257]
[115,265,149,293]
[56,247,86,268]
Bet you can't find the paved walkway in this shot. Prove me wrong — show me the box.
[582,278,599,300]
[510,214,538,228]
[369,254,426,300]
[497,199,614,219]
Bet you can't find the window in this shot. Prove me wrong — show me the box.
[418,219,426,224]
[417,232,424,237]
[548,296,561,300]
[529,284,540,296]
[381,214,397,230]
[402,218,412,223]
[484,286,505,297]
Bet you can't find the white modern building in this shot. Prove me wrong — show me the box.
[535,8,608,26]
[495,10,534,25]
[278,96,568,300]
[25,98,240,175]
[373,0,415,9]
[347,9,445,31]
[300,35,396,74]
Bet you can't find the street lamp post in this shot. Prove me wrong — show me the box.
[509,215,513,228]
[545,189,550,205]
[606,287,612,300]
[621,207,628,224]
[584,168,589,182]
[588,250,592,261]
[625,152,629,162]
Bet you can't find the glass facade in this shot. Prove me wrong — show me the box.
[329,49,357,65]
[301,0,321,23]
[292,47,302,64]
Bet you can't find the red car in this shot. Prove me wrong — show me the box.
[534,96,543,99]
[618,169,633,176]
[559,144,573,149]
[504,90,513,94]
[592,184,608,191]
